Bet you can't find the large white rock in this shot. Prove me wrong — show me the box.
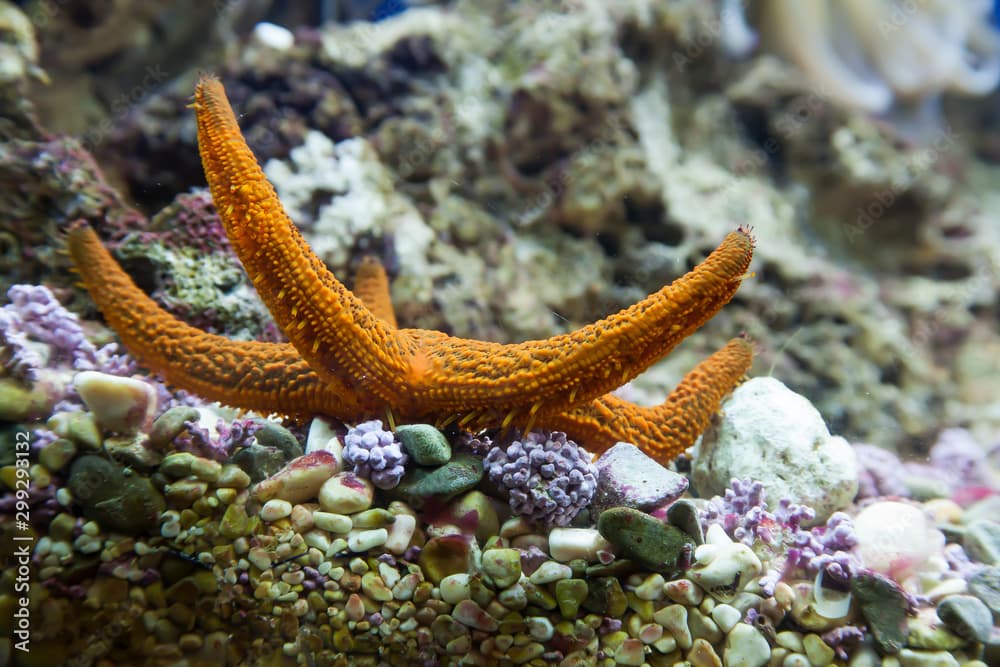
[691,377,858,522]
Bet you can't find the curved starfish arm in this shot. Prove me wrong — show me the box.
[192,77,415,403]
[353,256,398,328]
[548,336,753,463]
[66,222,381,419]
[404,230,753,422]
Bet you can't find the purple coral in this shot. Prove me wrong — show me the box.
[853,443,910,500]
[342,420,408,490]
[177,417,263,462]
[0,284,136,381]
[484,431,597,527]
[701,478,778,546]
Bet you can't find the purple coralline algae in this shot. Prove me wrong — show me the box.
[0,284,134,381]
[177,416,264,462]
[483,430,597,528]
[702,478,863,595]
[342,419,409,490]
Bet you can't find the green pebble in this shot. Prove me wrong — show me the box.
[160,452,196,478]
[219,503,250,539]
[0,378,53,422]
[418,535,471,584]
[597,506,694,573]
[67,455,166,536]
[396,424,451,465]
[481,547,522,589]
[39,438,77,472]
[147,406,200,449]
[582,576,627,617]
[555,578,589,619]
[852,571,909,654]
[351,508,396,529]
[47,411,101,450]
[397,453,483,498]
[520,579,557,611]
[449,490,499,545]
[230,443,288,483]
[49,513,76,543]
[254,421,303,460]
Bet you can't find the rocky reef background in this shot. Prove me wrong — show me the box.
[4,0,1000,456]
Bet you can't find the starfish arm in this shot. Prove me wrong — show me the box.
[548,336,753,463]
[353,256,398,328]
[407,230,754,422]
[192,77,414,403]
[66,222,380,419]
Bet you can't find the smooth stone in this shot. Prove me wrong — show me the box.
[396,453,482,498]
[481,547,522,589]
[254,451,340,504]
[384,513,416,554]
[304,417,343,462]
[47,411,101,450]
[693,377,858,522]
[711,604,742,634]
[260,499,293,522]
[854,501,945,581]
[654,604,692,650]
[73,370,157,435]
[897,648,959,667]
[451,599,498,632]
[936,594,993,642]
[254,422,304,461]
[351,508,395,529]
[688,525,763,602]
[395,423,451,465]
[346,528,388,552]
[230,444,291,483]
[67,454,165,535]
[597,506,694,572]
[39,438,76,472]
[447,490,499,545]
[967,565,1000,616]
[160,452,197,478]
[148,407,200,449]
[418,534,471,584]
[439,573,472,604]
[688,638,722,667]
[312,511,353,534]
[963,519,1000,565]
[318,472,373,514]
[590,443,688,515]
[529,561,572,585]
[548,527,614,562]
[104,434,162,470]
[217,464,251,489]
[582,576,627,617]
[666,498,705,544]
[852,571,909,654]
[723,623,770,667]
[219,504,250,539]
[802,632,834,666]
[555,579,588,619]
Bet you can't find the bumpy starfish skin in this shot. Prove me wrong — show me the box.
[67,75,756,463]
[192,77,754,427]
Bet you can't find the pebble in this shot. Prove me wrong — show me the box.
[589,443,689,515]
[440,573,472,604]
[693,377,858,522]
[254,421,304,461]
[633,573,664,600]
[548,527,613,562]
[529,561,572,585]
[613,637,644,665]
[723,623,770,667]
[39,438,77,472]
[448,490,499,544]
[802,632,834,666]
[597,506,694,572]
[935,595,993,643]
[525,616,553,642]
[452,599,498,632]
[481,547,522,589]
[555,578,588,619]
[653,604,691,650]
[395,423,451,465]
[347,528,388,552]
[688,524,763,602]
[312,511,353,534]
[147,406,200,449]
[896,649,959,667]
[852,570,909,654]
[73,370,157,435]
[47,410,101,450]
[319,472,374,514]
[396,453,483,498]
[217,465,251,489]
[67,455,165,536]
[260,499,293,522]
[255,451,340,504]
[219,504,250,539]
[418,535,471,584]
[688,637,722,667]
[384,513,416,554]
[963,519,1000,565]
[231,444,288,483]
[664,578,704,606]
[711,603,742,633]
[967,565,1000,616]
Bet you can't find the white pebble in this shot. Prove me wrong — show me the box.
[252,22,294,50]
[347,528,388,552]
[724,623,770,667]
[439,573,472,604]
[73,370,157,434]
[312,511,353,534]
[526,616,553,642]
[854,501,944,582]
[302,530,331,553]
[305,417,344,464]
[260,499,293,522]
[384,513,416,554]
[711,604,742,633]
[529,561,572,584]
[547,527,613,562]
[56,487,72,506]
[319,473,374,514]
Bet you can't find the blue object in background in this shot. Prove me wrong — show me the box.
[371,0,408,21]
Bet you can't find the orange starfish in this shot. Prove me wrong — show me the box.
[67,76,754,463]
